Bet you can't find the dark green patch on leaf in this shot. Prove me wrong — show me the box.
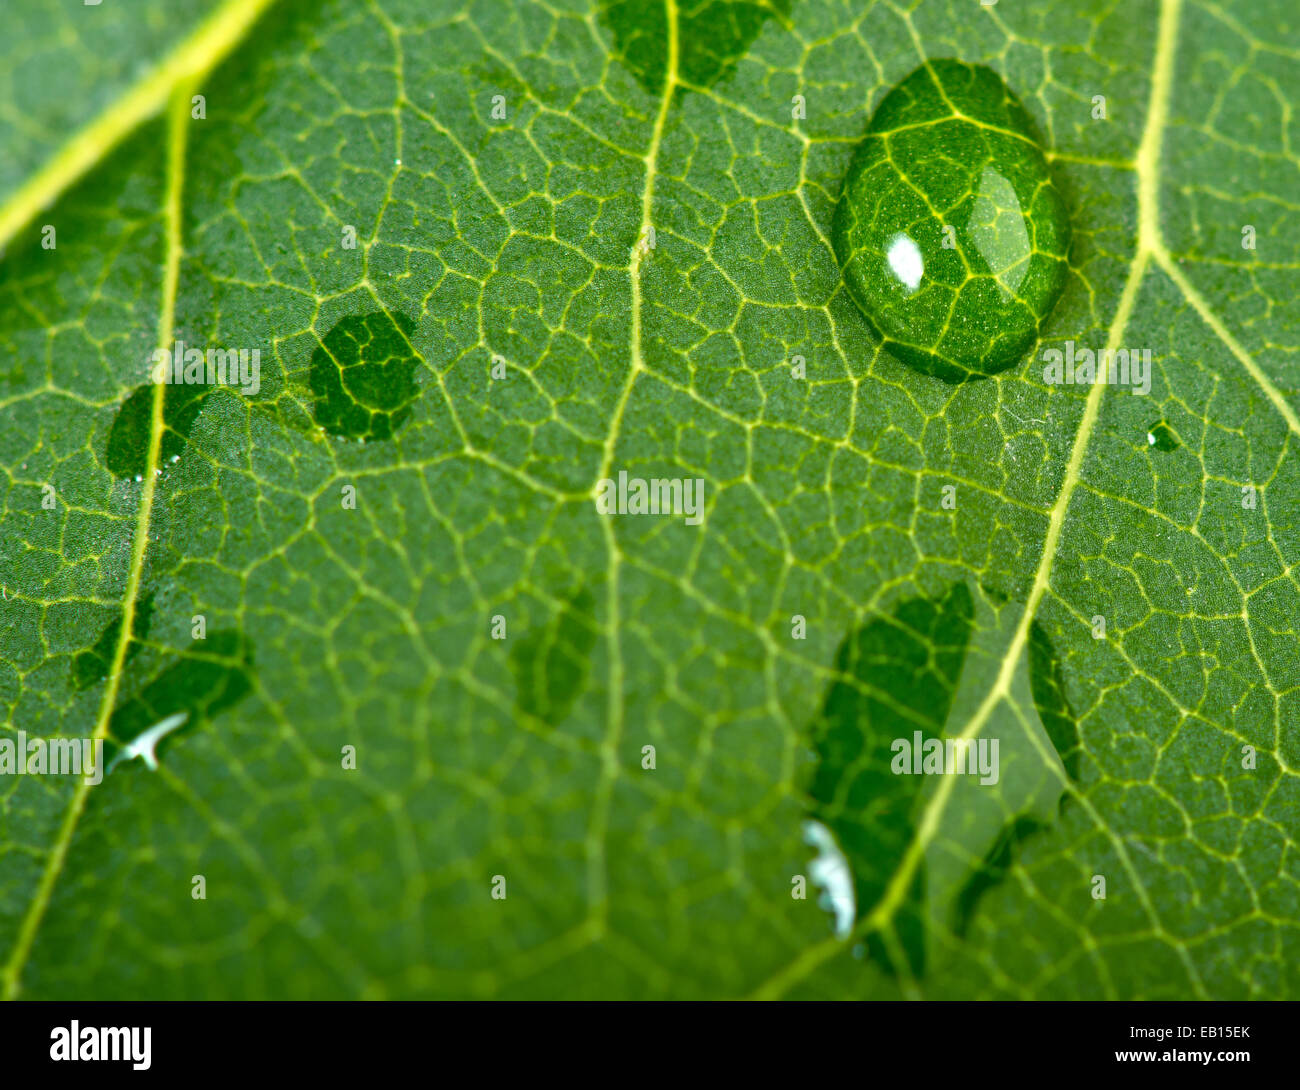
[107,631,254,763]
[511,586,597,727]
[310,310,421,441]
[952,814,1048,937]
[105,381,209,479]
[599,0,791,96]
[71,593,154,691]
[1027,620,1082,784]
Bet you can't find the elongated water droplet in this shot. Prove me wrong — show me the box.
[804,583,977,974]
[833,60,1071,383]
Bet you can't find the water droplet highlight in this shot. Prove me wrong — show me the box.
[108,711,189,773]
[832,60,1071,382]
[803,819,856,939]
[885,232,924,294]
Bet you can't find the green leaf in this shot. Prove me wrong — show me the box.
[1,0,1298,1000]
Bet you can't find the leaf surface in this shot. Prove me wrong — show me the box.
[1,0,1297,999]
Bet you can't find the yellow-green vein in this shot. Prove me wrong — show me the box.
[585,0,680,926]
[1,83,194,1001]
[0,0,279,255]
[751,0,1190,1000]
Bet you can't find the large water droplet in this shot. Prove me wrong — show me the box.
[599,0,793,96]
[832,60,1071,383]
[309,310,421,441]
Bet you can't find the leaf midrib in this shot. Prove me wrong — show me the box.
[0,0,279,255]
[0,82,194,1002]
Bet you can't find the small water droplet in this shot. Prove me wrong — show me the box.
[833,60,1071,383]
[1146,422,1180,451]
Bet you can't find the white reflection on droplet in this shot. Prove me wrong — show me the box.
[803,819,856,939]
[108,711,189,773]
[885,232,924,294]
[967,165,1031,299]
